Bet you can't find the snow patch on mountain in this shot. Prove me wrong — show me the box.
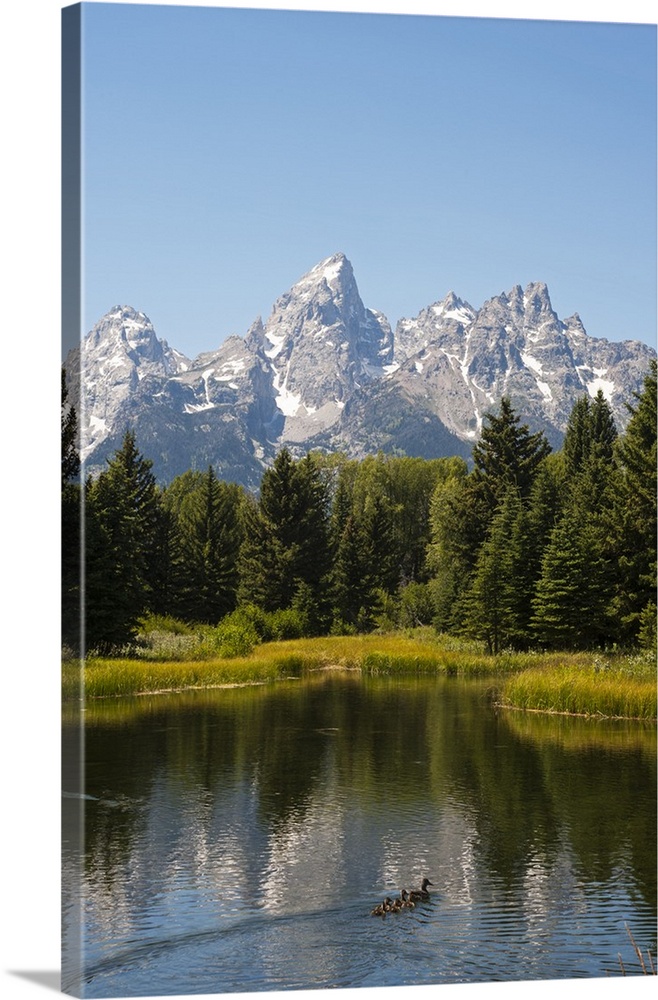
[272,368,302,417]
[265,332,287,359]
[536,379,553,401]
[578,365,615,402]
[521,352,544,375]
[431,301,475,325]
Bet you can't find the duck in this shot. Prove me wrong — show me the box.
[399,888,415,909]
[408,877,433,902]
[370,896,394,917]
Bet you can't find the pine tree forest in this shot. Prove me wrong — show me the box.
[62,361,657,657]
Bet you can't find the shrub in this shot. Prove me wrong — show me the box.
[398,582,436,629]
[372,591,399,632]
[138,613,195,635]
[268,607,307,640]
[329,617,359,636]
[228,603,273,641]
[203,610,260,658]
[638,601,657,654]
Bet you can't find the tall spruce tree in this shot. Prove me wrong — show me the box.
[589,390,618,463]
[61,367,82,649]
[147,501,180,620]
[61,367,80,486]
[464,487,525,653]
[166,467,242,623]
[345,458,398,588]
[84,430,160,650]
[331,512,381,631]
[564,390,618,514]
[238,449,331,624]
[472,396,551,513]
[530,505,613,649]
[610,360,657,646]
[328,463,374,631]
[563,395,592,478]
[427,461,486,632]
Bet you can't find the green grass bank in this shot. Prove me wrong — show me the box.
[499,660,657,720]
[62,629,656,719]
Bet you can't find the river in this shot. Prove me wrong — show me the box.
[62,673,657,996]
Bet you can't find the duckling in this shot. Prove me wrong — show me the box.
[408,877,433,902]
[370,896,393,917]
[399,888,415,909]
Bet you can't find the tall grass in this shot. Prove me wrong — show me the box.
[63,654,296,701]
[62,627,657,720]
[63,633,515,700]
[253,634,534,677]
[501,662,657,720]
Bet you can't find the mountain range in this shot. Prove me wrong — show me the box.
[65,252,656,488]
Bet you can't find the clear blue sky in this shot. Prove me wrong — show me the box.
[73,2,657,357]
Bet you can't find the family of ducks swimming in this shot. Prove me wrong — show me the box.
[370,878,433,917]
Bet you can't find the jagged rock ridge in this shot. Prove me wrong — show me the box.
[65,254,656,487]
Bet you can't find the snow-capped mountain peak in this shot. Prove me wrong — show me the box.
[65,305,190,460]
[431,291,477,326]
[254,253,393,439]
[65,257,656,487]
[292,251,352,294]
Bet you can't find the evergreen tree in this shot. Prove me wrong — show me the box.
[563,395,592,477]
[512,454,566,642]
[610,360,657,645]
[530,506,613,649]
[332,464,400,630]
[331,512,380,631]
[427,462,489,632]
[466,457,566,652]
[472,396,551,512]
[589,389,618,463]
[564,390,618,472]
[564,391,618,512]
[237,491,279,609]
[343,458,397,585]
[525,454,564,548]
[166,467,242,623]
[82,476,119,652]
[61,367,81,649]
[358,484,398,595]
[61,367,80,486]
[328,463,376,631]
[158,470,205,618]
[238,449,331,625]
[147,501,180,619]
[452,398,550,647]
[84,430,160,650]
[464,487,525,653]
[503,499,540,649]
[294,453,332,604]
[328,464,354,553]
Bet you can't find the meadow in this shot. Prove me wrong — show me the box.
[61,623,656,720]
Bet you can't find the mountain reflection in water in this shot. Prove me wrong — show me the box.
[62,674,657,996]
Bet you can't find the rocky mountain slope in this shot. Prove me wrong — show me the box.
[65,253,656,487]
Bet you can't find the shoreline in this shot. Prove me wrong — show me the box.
[495,701,657,723]
[62,640,657,721]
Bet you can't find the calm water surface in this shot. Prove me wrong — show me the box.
[62,674,657,996]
